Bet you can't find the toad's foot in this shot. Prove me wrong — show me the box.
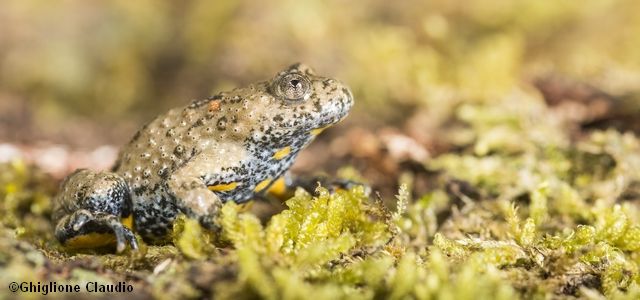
[55,209,138,253]
[293,175,371,195]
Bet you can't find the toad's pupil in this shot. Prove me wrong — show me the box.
[290,80,302,88]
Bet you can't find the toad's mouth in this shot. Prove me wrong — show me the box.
[310,126,329,136]
[310,112,350,136]
[320,100,352,125]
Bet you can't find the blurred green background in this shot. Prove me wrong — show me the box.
[1,0,639,147]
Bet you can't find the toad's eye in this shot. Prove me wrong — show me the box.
[273,73,311,101]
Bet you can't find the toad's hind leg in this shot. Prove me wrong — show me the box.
[53,169,138,252]
[293,175,369,194]
[257,172,370,200]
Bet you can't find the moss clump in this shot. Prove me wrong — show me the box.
[172,215,217,260]
[0,160,56,247]
[215,186,391,299]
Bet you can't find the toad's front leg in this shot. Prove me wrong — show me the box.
[55,209,138,252]
[53,170,138,252]
[167,161,226,232]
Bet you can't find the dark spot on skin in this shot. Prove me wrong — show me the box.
[208,94,223,101]
[131,130,141,141]
[134,185,148,197]
[217,116,228,131]
[273,114,284,122]
[174,145,185,156]
[313,100,322,112]
[166,129,176,137]
[158,168,170,180]
[187,118,207,132]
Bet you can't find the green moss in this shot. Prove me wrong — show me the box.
[213,186,392,299]
[172,214,217,260]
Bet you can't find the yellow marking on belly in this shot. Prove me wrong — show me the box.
[208,182,239,192]
[273,146,291,160]
[121,214,134,230]
[64,233,116,249]
[310,126,329,136]
[266,177,288,198]
[254,178,272,192]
